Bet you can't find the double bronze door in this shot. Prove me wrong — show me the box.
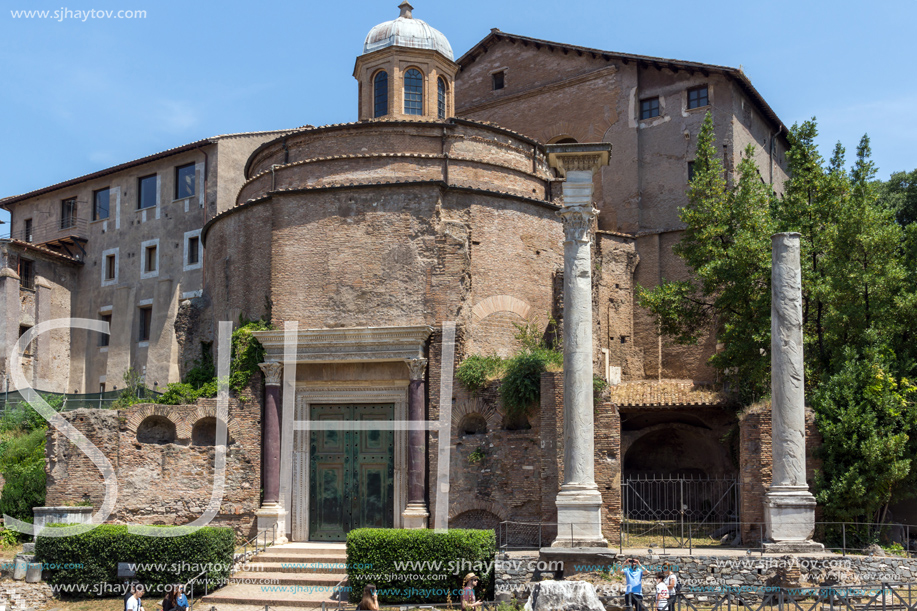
[309,404,395,541]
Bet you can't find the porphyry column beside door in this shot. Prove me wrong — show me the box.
[764,233,823,552]
[257,361,288,544]
[546,143,612,548]
[402,357,430,528]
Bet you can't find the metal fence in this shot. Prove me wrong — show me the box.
[0,387,162,415]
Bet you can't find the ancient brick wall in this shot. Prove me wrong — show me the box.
[539,371,622,544]
[739,402,823,543]
[45,379,263,538]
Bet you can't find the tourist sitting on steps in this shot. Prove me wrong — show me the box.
[174,585,188,610]
[357,583,380,610]
[620,557,647,611]
[654,573,669,611]
[160,587,177,611]
[462,573,484,609]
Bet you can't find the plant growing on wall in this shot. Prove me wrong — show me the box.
[468,447,486,464]
[456,354,505,394]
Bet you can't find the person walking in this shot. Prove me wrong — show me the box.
[654,573,669,611]
[126,584,145,611]
[356,584,380,610]
[462,573,483,609]
[664,565,679,611]
[620,558,646,611]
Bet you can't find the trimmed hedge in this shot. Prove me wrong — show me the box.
[34,524,235,598]
[347,528,496,604]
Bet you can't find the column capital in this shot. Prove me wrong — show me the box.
[558,205,598,244]
[405,358,428,381]
[259,361,284,387]
[546,142,612,178]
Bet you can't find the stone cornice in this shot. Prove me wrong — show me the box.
[254,325,434,364]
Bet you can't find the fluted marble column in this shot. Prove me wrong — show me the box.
[256,361,287,544]
[764,233,823,552]
[547,143,611,548]
[402,357,430,528]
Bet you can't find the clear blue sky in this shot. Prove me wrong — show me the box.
[2,0,915,226]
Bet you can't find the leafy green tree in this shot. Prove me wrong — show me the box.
[0,428,47,524]
[638,112,774,403]
[879,168,917,227]
[812,342,917,524]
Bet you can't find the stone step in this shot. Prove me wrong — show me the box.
[200,583,346,609]
[250,554,348,565]
[242,561,348,574]
[229,571,344,587]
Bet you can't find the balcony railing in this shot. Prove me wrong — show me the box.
[1,217,89,260]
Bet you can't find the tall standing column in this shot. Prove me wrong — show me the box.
[402,358,430,528]
[547,143,611,548]
[256,361,288,544]
[764,233,823,552]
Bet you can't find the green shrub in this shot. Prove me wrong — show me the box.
[229,318,272,396]
[0,428,46,525]
[35,524,235,598]
[0,395,63,433]
[500,348,563,419]
[593,374,608,398]
[347,528,495,604]
[456,355,505,394]
[157,381,218,405]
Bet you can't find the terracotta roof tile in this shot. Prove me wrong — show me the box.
[608,380,731,407]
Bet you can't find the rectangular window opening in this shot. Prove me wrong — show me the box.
[61,198,77,229]
[145,245,157,273]
[19,258,34,290]
[175,163,196,200]
[23,218,33,243]
[105,254,116,281]
[138,174,157,209]
[688,86,709,110]
[19,325,34,356]
[93,188,110,221]
[100,314,112,347]
[139,307,152,342]
[492,71,505,91]
[688,161,696,182]
[640,97,660,120]
[188,236,200,265]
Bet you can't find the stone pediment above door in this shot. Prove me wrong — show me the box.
[254,325,434,364]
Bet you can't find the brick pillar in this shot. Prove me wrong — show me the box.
[403,358,430,528]
[595,400,621,545]
[256,362,287,544]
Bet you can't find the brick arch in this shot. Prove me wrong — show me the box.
[448,498,510,522]
[175,404,241,444]
[451,398,501,439]
[470,295,533,322]
[125,405,183,437]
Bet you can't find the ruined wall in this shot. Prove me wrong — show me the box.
[738,402,823,543]
[45,380,263,538]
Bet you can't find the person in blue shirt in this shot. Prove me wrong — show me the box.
[620,557,647,611]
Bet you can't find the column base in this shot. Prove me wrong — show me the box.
[401,502,430,529]
[551,487,608,548]
[256,503,289,545]
[764,486,822,550]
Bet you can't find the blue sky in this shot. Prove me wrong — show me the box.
[2,0,915,227]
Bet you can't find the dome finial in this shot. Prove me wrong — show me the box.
[399,1,413,18]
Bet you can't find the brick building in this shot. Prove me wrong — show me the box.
[10,1,798,542]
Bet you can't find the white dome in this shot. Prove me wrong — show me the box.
[363,2,454,61]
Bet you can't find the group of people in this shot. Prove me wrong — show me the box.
[355,572,484,610]
[621,558,680,611]
[123,583,189,611]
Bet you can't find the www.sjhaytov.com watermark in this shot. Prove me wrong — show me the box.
[10,8,146,21]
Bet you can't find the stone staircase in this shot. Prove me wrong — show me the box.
[200,542,349,609]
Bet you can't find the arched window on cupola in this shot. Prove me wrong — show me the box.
[437,77,447,119]
[374,71,389,118]
[404,68,424,115]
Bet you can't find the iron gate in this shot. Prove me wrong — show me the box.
[622,474,738,548]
